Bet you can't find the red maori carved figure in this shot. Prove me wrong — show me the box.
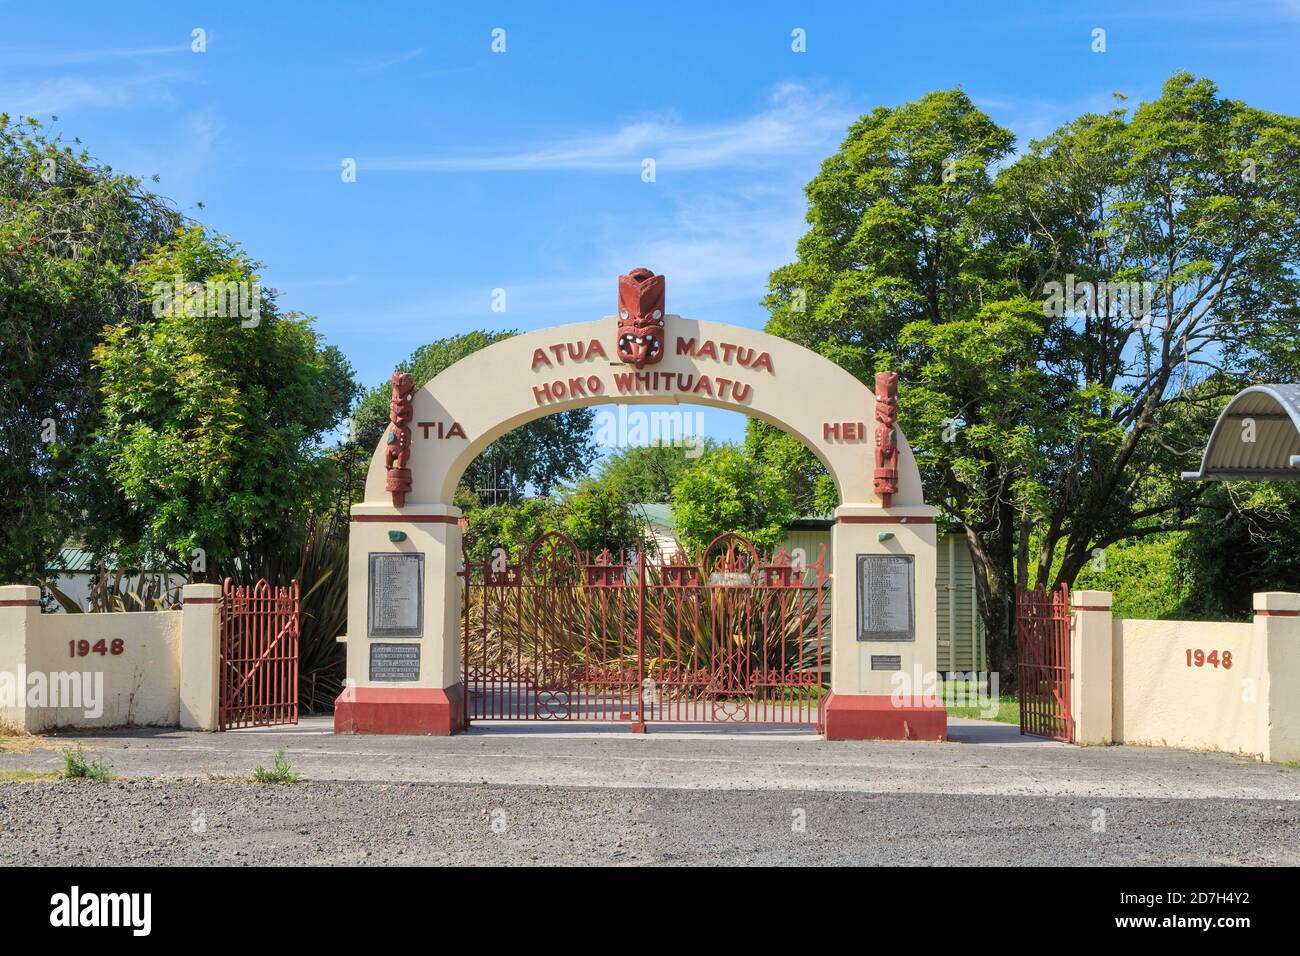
[616,267,666,368]
[873,371,899,507]
[384,370,415,507]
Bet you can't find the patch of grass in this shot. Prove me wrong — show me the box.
[0,769,60,783]
[939,679,1019,724]
[253,748,300,784]
[945,697,1020,723]
[61,746,114,781]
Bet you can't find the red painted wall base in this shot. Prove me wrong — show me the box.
[334,684,466,735]
[824,693,947,741]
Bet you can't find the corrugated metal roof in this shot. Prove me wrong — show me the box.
[46,547,100,573]
[1183,384,1300,481]
[635,502,674,528]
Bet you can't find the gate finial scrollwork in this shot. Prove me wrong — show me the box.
[701,532,759,580]
[523,530,583,584]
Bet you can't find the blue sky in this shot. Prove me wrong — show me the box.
[4,0,1300,452]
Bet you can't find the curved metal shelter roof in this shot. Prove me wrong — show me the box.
[1182,384,1300,481]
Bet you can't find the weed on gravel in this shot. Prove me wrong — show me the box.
[253,749,300,784]
[62,746,113,782]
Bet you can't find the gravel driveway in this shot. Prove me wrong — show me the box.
[1,777,1297,866]
[2,719,1297,866]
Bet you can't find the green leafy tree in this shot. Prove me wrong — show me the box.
[1173,482,1300,619]
[553,478,647,558]
[763,76,1300,677]
[1070,533,1191,620]
[671,445,794,554]
[93,226,357,574]
[596,441,716,504]
[745,420,837,516]
[461,478,645,566]
[462,497,558,566]
[350,331,595,504]
[0,115,182,582]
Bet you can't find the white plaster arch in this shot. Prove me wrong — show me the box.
[341,310,943,741]
[361,316,923,508]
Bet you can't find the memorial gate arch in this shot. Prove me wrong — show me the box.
[337,269,945,740]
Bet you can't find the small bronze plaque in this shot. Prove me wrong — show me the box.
[369,643,421,682]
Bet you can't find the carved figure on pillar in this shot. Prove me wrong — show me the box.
[873,371,899,507]
[384,370,415,507]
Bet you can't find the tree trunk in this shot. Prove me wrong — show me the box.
[964,524,1017,691]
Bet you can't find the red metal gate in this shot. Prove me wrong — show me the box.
[462,532,828,729]
[1015,583,1072,741]
[219,579,300,730]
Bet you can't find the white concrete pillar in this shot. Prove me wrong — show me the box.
[179,583,223,731]
[824,505,945,740]
[1070,589,1113,746]
[0,585,39,731]
[336,503,466,734]
[1254,591,1300,762]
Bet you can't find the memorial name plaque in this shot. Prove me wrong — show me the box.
[368,552,424,638]
[871,655,902,671]
[855,554,915,642]
[369,642,421,682]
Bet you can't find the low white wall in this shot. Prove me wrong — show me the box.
[1,584,221,732]
[24,612,182,730]
[1072,591,1300,762]
[1112,618,1259,756]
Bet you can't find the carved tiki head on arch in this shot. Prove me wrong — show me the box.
[616,267,666,369]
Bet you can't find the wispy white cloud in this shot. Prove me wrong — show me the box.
[0,44,190,66]
[330,84,848,339]
[363,83,853,174]
[351,48,425,72]
[108,112,221,200]
[359,176,810,338]
[0,72,182,117]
